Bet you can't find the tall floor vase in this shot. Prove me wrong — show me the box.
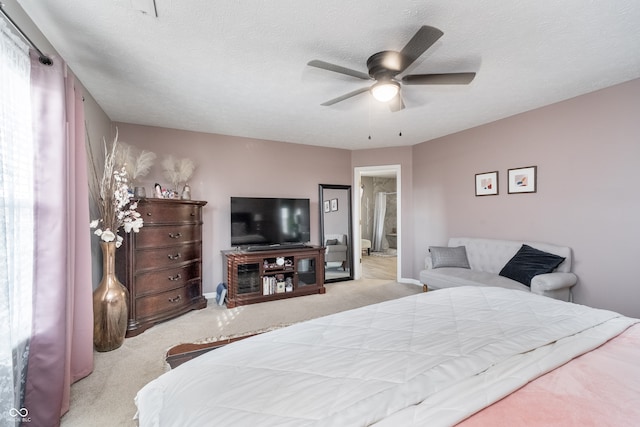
[93,241,129,352]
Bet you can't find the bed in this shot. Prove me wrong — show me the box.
[135,286,640,426]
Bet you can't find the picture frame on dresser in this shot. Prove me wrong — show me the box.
[116,198,208,337]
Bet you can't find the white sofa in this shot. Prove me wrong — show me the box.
[419,237,578,301]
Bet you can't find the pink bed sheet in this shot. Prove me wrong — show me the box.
[458,323,640,426]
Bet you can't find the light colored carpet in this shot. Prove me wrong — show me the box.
[60,279,421,426]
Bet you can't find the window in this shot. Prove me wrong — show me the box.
[0,20,34,413]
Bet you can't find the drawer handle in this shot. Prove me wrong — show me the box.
[168,295,182,303]
[146,212,152,216]
[169,232,182,239]
[167,253,181,260]
[168,273,182,281]
[190,212,196,216]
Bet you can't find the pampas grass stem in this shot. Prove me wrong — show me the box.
[162,155,195,190]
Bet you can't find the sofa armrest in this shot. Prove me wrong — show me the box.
[424,255,433,270]
[325,245,347,253]
[530,272,577,292]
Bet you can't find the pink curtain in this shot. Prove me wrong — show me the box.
[22,52,94,426]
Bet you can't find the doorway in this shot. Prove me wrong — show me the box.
[353,165,400,281]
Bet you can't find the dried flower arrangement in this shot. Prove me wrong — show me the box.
[87,130,143,247]
[118,143,157,185]
[161,155,195,191]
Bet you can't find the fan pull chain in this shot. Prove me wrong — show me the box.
[368,95,372,140]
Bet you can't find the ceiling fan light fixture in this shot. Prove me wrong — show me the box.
[371,81,400,103]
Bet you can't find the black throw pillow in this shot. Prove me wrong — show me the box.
[499,244,565,286]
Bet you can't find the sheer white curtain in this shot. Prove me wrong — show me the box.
[371,192,387,252]
[0,20,34,417]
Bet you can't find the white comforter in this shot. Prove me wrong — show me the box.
[135,287,636,427]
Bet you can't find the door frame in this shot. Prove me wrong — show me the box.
[353,165,401,281]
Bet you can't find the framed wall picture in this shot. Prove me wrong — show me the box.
[508,166,537,194]
[324,200,330,213]
[330,198,338,211]
[475,171,499,196]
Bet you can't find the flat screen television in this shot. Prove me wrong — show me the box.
[230,197,311,249]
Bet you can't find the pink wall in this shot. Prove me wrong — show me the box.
[83,92,114,288]
[114,79,640,316]
[411,78,640,317]
[114,124,351,293]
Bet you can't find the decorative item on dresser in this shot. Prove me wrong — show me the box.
[116,198,208,337]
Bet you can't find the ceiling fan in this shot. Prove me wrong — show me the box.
[308,25,476,112]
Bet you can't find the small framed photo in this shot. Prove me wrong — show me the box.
[330,198,338,211]
[475,171,499,196]
[323,200,330,213]
[508,166,537,194]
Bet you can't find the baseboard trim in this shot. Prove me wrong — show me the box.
[400,278,421,286]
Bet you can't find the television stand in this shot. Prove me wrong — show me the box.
[222,246,325,308]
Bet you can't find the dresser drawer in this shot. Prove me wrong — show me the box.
[135,224,201,248]
[138,201,201,224]
[135,263,200,296]
[136,243,201,271]
[135,282,200,319]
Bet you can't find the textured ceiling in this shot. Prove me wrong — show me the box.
[16,0,640,149]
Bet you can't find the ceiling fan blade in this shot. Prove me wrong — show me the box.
[399,25,444,73]
[321,87,370,106]
[389,93,405,112]
[307,60,371,80]
[402,72,476,85]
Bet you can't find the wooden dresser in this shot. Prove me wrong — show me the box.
[116,198,208,337]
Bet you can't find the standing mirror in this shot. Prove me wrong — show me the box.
[319,184,353,283]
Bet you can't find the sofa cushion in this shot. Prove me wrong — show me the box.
[420,268,529,293]
[429,246,470,269]
[499,244,566,286]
